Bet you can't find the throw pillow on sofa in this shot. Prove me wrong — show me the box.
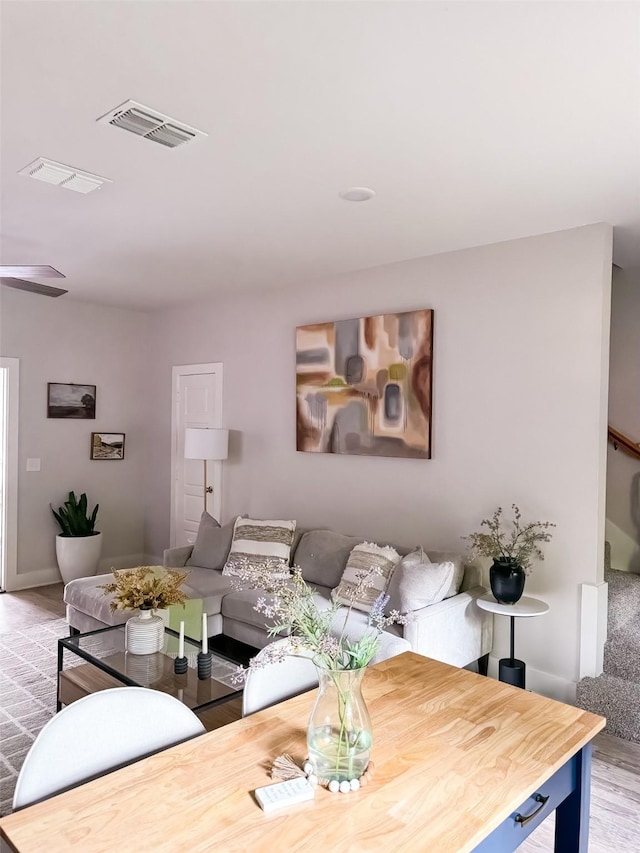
[385,548,456,615]
[186,512,237,570]
[332,542,401,612]
[222,517,296,579]
[293,530,364,589]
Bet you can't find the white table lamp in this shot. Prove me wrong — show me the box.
[184,428,229,512]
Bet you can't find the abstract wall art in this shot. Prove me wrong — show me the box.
[296,309,433,459]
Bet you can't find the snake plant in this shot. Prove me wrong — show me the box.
[51,491,99,537]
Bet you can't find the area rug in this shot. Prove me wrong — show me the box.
[0,617,242,817]
[0,618,71,816]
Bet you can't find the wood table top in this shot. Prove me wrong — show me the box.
[0,652,605,853]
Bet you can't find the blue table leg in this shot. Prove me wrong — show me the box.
[554,744,592,852]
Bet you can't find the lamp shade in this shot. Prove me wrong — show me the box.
[184,428,229,461]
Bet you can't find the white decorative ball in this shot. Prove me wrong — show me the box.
[308,774,318,787]
[350,779,360,791]
[303,762,314,775]
[339,780,351,793]
[328,779,340,793]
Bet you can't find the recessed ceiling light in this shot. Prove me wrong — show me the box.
[339,187,376,202]
[18,158,112,193]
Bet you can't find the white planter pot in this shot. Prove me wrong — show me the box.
[55,532,102,584]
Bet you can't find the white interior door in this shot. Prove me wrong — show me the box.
[0,357,19,592]
[171,363,224,548]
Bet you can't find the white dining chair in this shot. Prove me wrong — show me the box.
[12,687,205,810]
[242,639,319,716]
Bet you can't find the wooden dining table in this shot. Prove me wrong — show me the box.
[0,651,604,852]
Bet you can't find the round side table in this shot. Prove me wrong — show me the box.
[476,594,549,689]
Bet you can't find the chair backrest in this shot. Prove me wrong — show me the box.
[13,687,205,810]
[242,640,319,716]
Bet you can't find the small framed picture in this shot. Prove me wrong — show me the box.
[91,432,125,460]
[48,383,96,419]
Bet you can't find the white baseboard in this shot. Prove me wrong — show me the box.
[5,567,61,591]
[487,656,576,704]
[580,581,608,678]
[7,553,153,592]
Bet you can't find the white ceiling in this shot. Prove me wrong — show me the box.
[1,1,639,311]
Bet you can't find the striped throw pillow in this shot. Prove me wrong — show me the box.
[332,542,401,612]
[222,517,297,579]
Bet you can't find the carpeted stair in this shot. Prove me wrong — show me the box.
[576,568,640,743]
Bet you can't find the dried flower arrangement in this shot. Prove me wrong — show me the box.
[99,566,189,611]
[464,504,555,574]
[230,559,409,678]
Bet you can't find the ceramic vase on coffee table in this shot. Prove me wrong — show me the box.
[125,608,164,655]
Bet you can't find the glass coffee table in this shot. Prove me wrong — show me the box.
[57,625,244,714]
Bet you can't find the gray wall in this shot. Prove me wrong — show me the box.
[0,288,149,587]
[145,224,612,694]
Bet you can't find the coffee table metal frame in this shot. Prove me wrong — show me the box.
[57,624,243,713]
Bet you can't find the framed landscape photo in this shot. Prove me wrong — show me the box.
[91,432,125,460]
[47,383,96,419]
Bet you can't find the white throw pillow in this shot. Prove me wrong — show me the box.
[385,548,456,615]
[332,542,401,612]
[222,517,296,580]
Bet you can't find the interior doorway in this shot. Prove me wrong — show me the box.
[170,363,224,548]
[0,357,19,592]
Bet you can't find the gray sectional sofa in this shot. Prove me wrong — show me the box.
[64,517,493,669]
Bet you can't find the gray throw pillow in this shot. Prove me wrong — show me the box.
[187,512,236,571]
[385,548,456,615]
[293,530,363,589]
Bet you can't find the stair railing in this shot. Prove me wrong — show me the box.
[608,425,640,462]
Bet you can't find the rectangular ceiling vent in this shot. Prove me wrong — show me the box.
[97,100,207,148]
[18,158,112,193]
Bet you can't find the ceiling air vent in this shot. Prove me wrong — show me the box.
[97,100,206,148]
[18,158,111,194]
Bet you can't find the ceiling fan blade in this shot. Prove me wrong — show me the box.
[0,277,68,297]
[0,265,65,278]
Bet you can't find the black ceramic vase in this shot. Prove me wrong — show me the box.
[489,558,525,604]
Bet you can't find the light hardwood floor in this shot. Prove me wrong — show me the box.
[3,585,640,849]
[0,582,66,630]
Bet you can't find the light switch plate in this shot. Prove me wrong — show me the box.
[26,458,41,471]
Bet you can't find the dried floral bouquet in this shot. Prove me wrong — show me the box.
[464,504,555,574]
[99,566,189,611]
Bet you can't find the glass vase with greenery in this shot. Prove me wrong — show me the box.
[231,560,407,783]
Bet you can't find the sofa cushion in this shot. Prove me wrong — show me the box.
[332,542,401,612]
[186,513,236,570]
[64,568,233,631]
[180,568,234,616]
[222,517,297,579]
[293,530,363,589]
[385,549,457,615]
[64,575,129,626]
